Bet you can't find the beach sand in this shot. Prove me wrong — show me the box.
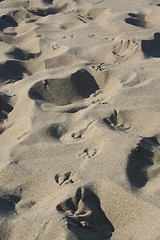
[0,0,160,239]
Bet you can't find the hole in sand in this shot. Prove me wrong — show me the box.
[29,69,100,106]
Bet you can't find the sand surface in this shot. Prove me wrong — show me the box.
[0,0,160,239]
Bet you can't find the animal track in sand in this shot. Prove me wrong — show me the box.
[88,34,95,38]
[91,63,108,72]
[126,136,160,189]
[55,172,77,185]
[77,15,87,24]
[141,32,160,58]
[125,13,147,28]
[89,39,139,66]
[29,69,100,106]
[56,187,114,239]
[71,121,96,140]
[51,44,60,51]
[112,39,138,60]
[94,100,108,105]
[78,148,97,159]
[103,110,131,132]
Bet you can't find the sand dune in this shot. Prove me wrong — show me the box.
[0,0,160,239]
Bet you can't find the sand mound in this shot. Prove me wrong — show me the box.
[20,123,67,144]
[44,51,84,69]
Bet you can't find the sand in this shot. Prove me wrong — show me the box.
[0,0,160,239]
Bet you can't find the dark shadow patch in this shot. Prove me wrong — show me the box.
[28,91,44,102]
[71,70,99,98]
[0,15,17,31]
[0,93,13,123]
[128,13,139,18]
[125,13,146,28]
[0,60,30,83]
[6,47,40,61]
[126,138,154,189]
[56,187,114,239]
[0,126,5,134]
[141,32,160,58]
[28,7,57,17]
[141,136,160,146]
[46,124,66,139]
[42,0,53,4]
[0,194,21,215]
[28,69,100,106]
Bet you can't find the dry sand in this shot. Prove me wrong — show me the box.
[0,0,160,239]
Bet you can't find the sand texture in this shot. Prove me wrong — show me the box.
[0,0,160,239]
